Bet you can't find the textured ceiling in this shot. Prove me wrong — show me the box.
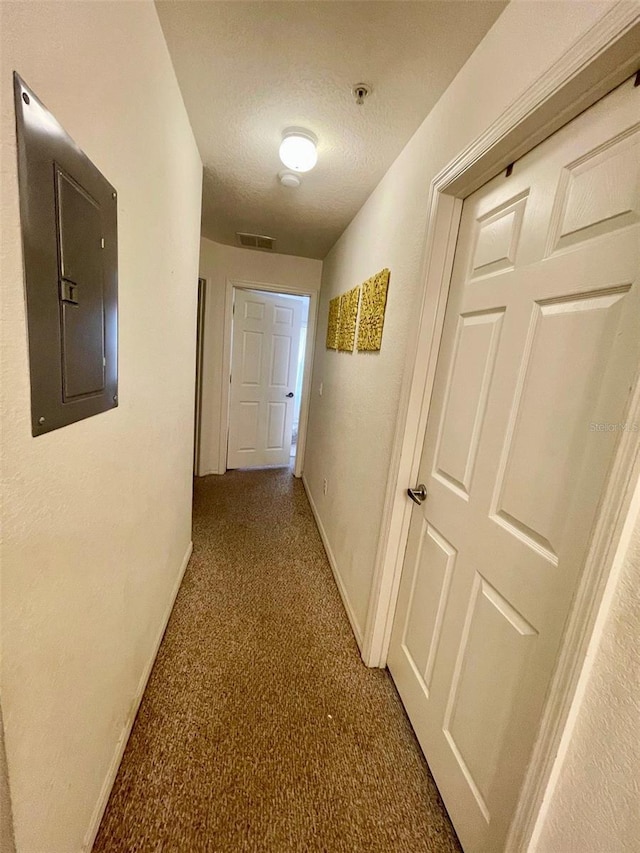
[155,1,507,259]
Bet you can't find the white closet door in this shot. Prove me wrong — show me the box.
[228,290,303,469]
[388,77,640,852]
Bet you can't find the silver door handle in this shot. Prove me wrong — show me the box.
[407,484,427,505]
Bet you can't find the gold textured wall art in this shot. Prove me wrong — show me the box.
[326,296,341,349]
[357,268,390,351]
[337,286,360,352]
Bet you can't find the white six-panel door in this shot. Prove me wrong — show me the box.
[227,289,303,469]
[388,77,640,852]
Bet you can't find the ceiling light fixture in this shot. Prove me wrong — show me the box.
[279,128,318,173]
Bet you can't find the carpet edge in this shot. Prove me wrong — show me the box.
[82,540,193,853]
[301,474,363,649]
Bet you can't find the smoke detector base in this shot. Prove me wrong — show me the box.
[279,171,302,188]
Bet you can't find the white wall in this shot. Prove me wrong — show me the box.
[198,238,322,475]
[0,3,202,852]
[302,0,639,845]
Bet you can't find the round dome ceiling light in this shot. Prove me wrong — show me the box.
[279,170,302,188]
[279,128,318,173]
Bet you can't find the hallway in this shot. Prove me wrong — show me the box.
[93,468,461,852]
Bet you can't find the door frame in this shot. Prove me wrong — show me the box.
[219,278,318,478]
[193,277,207,476]
[362,4,640,850]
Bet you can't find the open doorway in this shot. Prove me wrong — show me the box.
[227,285,311,475]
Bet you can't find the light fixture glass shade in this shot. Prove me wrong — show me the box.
[279,130,317,172]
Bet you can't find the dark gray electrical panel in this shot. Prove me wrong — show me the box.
[14,73,118,436]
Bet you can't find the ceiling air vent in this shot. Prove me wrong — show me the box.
[237,232,275,251]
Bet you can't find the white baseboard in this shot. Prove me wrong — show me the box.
[302,475,363,649]
[82,540,193,852]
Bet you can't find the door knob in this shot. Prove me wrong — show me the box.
[407,484,427,505]
[286,392,294,398]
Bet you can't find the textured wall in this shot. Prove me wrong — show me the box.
[303,0,618,638]
[534,502,640,853]
[198,239,322,475]
[0,2,202,851]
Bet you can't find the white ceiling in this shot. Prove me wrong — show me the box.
[155,1,507,259]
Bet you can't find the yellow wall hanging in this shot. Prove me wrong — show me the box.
[326,296,341,349]
[357,268,390,352]
[337,286,360,352]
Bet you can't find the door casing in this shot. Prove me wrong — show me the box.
[361,5,640,851]
[220,278,318,478]
[194,277,207,476]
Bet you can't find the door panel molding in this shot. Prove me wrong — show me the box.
[403,521,457,694]
[362,4,640,850]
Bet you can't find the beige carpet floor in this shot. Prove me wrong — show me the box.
[93,467,461,853]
